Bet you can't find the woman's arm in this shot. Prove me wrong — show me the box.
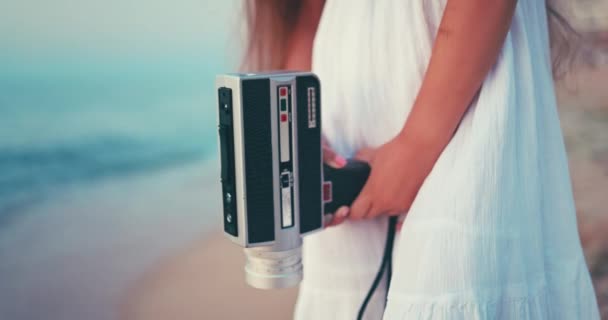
[403,0,518,154]
[349,0,518,220]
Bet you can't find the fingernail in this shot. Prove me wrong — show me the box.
[335,156,347,167]
[337,207,349,218]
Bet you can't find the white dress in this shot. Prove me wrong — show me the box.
[294,0,600,319]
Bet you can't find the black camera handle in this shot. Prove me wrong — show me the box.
[322,160,398,320]
[322,160,370,214]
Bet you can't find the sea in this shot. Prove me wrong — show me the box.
[0,51,229,219]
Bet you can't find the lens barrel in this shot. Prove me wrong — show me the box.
[244,247,303,289]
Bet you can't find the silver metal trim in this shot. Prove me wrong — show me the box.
[269,76,301,252]
[269,77,282,245]
[279,96,290,163]
[290,81,302,234]
[226,71,314,80]
[233,77,251,247]
[281,176,293,228]
[215,75,248,247]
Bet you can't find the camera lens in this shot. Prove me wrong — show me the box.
[243,247,303,289]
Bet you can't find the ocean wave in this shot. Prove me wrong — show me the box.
[0,135,211,218]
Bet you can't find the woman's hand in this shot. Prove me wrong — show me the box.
[349,134,434,220]
[322,137,352,227]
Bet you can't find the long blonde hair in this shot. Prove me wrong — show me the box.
[242,1,581,76]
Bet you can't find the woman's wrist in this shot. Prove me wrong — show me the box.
[397,121,444,156]
[394,119,448,177]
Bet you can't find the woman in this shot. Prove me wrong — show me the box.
[243,0,600,319]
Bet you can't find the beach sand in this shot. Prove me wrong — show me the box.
[120,233,298,320]
[0,161,229,320]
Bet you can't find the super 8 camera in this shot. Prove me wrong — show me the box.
[216,72,369,289]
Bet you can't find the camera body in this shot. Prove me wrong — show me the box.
[216,72,369,289]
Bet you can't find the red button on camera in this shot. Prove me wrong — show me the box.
[279,87,288,97]
[281,114,288,122]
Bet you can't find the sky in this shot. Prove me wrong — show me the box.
[0,0,240,58]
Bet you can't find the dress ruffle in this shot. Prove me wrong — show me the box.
[383,266,599,320]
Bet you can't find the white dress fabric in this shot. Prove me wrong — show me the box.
[294,0,600,319]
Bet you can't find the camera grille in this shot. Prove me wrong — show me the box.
[242,79,275,244]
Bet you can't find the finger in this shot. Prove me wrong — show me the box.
[396,221,404,232]
[324,207,348,228]
[323,145,347,168]
[350,193,372,220]
[365,203,383,220]
[385,209,403,217]
[323,211,335,227]
[331,206,350,226]
[396,214,407,232]
[354,147,375,163]
[321,135,330,148]
[366,203,403,220]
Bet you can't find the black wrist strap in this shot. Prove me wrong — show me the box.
[356,216,398,320]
